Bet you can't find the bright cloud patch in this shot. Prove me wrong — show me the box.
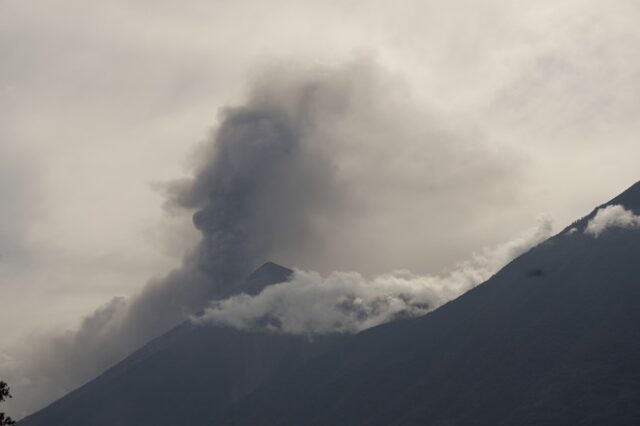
[196,217,553,335]
[585,205,640,237]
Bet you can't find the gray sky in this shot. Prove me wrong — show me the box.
[2,0,640,403]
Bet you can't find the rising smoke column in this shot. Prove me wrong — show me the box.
[4,58,521,417]
[3,61,359,415]
[120,68,350,347]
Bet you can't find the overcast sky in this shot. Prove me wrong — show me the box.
[2,0,640,381]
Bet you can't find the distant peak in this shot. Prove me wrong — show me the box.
[249,262,293,279]
[239,262,293,296]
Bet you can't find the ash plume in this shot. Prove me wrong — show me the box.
[3,58,520,417]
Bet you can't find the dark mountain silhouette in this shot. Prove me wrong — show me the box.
[218,181,640,425]
[20,182,640,425]
[232,261,293,296]
[18,262,345,426]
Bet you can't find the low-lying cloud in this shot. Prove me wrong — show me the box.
[197,216,553,335]
[585,205,640,237]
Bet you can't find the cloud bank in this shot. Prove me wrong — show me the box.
[197,216,553,335]
[585,205,640,237]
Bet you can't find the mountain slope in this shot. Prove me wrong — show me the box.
[217,181,640,425]
[20,182,640,426]
[19,262,345,426]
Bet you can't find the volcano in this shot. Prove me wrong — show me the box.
[20,182,640,425]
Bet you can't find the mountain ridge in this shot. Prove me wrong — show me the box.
[214,181,640,425]
[19,181,640,425]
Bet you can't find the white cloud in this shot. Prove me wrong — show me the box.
[197,216,553,335]
[585,204,640,237]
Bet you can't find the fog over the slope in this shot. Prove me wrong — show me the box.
[198,216,553,335]
[585,205,640,237]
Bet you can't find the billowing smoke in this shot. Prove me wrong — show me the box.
[3,58,521,417]
[585,205,640,237]
[197,216,553,335]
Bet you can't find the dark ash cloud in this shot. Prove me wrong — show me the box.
[3,58,521,417]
